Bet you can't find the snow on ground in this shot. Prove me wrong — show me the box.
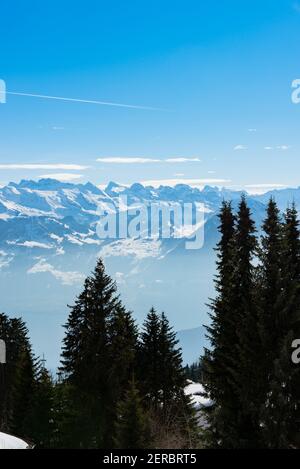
[185,380,211,409]
[0,432,29,449]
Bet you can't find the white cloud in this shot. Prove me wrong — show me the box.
[0,164,88,170]
[208,170,216,174]
[28,259,84,285]
[277,145,290,151]
[52,126,65,131]
[97,157,161,164]
[263,146,290,151]
[96,157,201,164]
[39,173,83,181]
[140,178,231,188]
[165,158,201,163]
[234,145,247,150]
[248,129,257,132]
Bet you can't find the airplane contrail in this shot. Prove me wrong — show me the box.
[6,91,167,111]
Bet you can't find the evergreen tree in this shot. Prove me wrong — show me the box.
[27,362,54,448]
[284,204,300,447]
[138,308,162,405]
[203,198,300,449]
[203,197,264,448]
[159,313,197,444]
[0,314,35,437]
[158,313,186,405]
[184,361,203,382]
[10,345,35,437]
[51,378,79,449]
[257,199,285,446]
[138,309,197,446]
[60,258,138,448]
[232,196,261,447]
[261,203,300,447]
[114,378,151,449]
[105,307,139,445]
[202,201,241,448]
[259,198,284,366]
[0,313,11,431]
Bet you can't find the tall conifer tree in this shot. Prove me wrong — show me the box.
[0,314,35,437]
[261,204,300,447]
[202,201,240,448]
[232,196,261,447]
[138,308,197,446]
[258,199,285,446]
[60,258,138,448]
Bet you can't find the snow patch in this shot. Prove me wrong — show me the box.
[0,432,29,449]
[184,381,211,409]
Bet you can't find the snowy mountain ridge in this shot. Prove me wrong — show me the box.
[0,178,290,253]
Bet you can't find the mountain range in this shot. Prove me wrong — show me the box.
[0,178,299,367]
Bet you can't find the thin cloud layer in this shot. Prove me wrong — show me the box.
[0,164,88,170]
[234,145,248,151]
[96,157,201,164]
[165,158,201,163]
[97,157,161,164]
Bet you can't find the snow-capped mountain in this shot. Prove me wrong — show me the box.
[0,177,270,257]
[0,178,298,368]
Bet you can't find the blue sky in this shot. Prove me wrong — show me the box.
[1,0,300,192]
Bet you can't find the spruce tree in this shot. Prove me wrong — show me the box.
[184,361,203,382]
[60,258,138,448]
[138,308,162,405]
[232,196,261,447]
[51,378,79,448]
[0,313,11,431]
[202,201,241,448]
[284,204,300,447]
[261,204,300,447]
[10,345,35,438]
[138,308,197,446]
[0,314,35,437]
[138,308,189,407]
[258,198,285,446]
[159,313,186,405]
[105,307,138,445]
[259,198,284,365]
[27,362,54,448]
[114,378,151,449]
